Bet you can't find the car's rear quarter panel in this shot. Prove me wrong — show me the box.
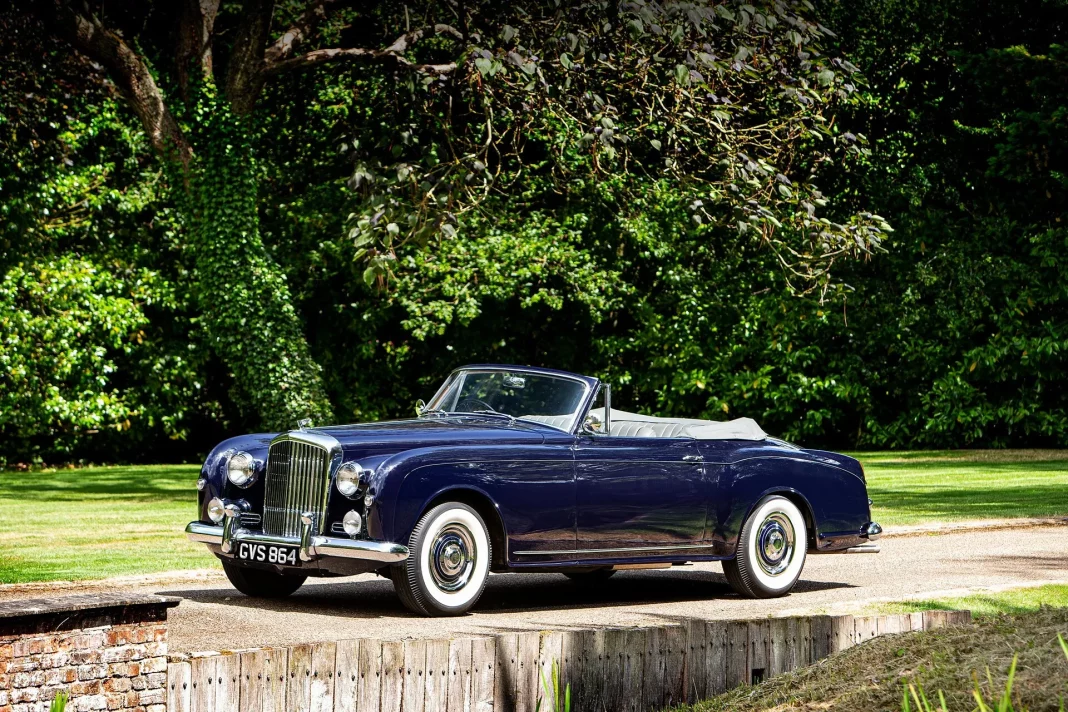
[704,442,872,553]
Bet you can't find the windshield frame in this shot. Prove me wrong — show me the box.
[424,366,596,434]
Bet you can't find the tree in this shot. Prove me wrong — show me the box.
[26,0,462,429]
[17,0,888,444]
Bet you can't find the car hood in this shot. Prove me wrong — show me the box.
[306,416,557,450]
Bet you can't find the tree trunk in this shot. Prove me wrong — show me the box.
[183,104,333,430]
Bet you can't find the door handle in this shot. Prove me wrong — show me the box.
[683,455,704,462]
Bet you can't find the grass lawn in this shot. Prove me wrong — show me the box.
[876,583,1068,618]
[856,449,1068,526]
[0,464,216,584]
[1,450,1067,584]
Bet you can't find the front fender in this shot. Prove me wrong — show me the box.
[197,433,275,522]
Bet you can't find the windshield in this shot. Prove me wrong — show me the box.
[425,369,589,432]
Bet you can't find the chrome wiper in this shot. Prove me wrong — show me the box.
[468,410,517,426]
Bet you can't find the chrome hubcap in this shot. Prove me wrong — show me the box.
[428,523,476,592]
[756,512,795,576]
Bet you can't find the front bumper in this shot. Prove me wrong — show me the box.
[186,521,409,564]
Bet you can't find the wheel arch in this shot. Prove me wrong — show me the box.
[421,486,509,570]
[738,487,819,554]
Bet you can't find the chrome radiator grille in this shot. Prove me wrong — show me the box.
[262,438,330,538]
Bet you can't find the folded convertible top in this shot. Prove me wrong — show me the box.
[590,408,769,440]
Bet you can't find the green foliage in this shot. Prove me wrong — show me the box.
[49,691,67,712]
[179,87,334,429]
[345,0,889,295]
[4,0,1068,460]
[0,258,150,456]
[537,659,570,712]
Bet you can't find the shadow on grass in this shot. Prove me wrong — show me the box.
[0,465,200,502]
[162,569,852,620]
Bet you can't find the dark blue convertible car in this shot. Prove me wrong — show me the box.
[187,365,881,616]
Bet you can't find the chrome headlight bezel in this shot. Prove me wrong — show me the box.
[342,509,363,537]
[226,451,257,488]
[336,462,363,498]
[207,496,226,524]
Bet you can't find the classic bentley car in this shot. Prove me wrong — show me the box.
[187,365,881,616]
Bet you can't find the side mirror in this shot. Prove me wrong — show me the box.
[581,412,603,435]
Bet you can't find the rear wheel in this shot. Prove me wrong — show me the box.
[723,495,807,598]
[563,568,617,584]
[390,502,492,616]
[222,561,307,598]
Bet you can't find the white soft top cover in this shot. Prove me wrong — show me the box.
[588,408,768,441]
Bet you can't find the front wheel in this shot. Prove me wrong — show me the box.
[723,495,807,598]
[222,561,307,598]
[390,502,492,616]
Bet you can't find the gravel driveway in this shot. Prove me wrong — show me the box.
[5,525,1068,653]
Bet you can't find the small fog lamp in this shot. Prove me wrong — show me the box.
[364,492,375,509]
[226,451,256,487]
[207,497,226,524]
[342,510,363,537]
[336,462,362,497]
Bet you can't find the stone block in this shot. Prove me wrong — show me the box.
[76,664,107,681]
[138,658,165,674]
[137,689,165,706]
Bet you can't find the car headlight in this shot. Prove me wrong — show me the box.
[226,451,256,487]
[336,462,363,497]
[207,497,226,524]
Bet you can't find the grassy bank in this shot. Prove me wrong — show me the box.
[2,450,1067,584]
[878,583,1068,618]
[674,606,1068,712]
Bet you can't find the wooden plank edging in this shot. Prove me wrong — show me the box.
[165,610,971,712]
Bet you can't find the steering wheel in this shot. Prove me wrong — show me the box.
[456,398,499,413]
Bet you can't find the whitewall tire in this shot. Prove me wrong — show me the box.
[723,495,807,598]
[390,502,492,616]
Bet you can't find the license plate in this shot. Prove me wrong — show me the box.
[235,542,300,567]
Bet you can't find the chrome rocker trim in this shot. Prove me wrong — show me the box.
[185,521,409,564]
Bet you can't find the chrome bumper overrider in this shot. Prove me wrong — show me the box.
[843,521,884,554]
[185,521,409,564]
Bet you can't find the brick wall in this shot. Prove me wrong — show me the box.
[0,593,179,712]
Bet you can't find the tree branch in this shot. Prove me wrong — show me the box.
[177,0,221,99]
[263,0,336,66]
[225,0,276,115]
[263,24,464,78]
[36,1,193,171]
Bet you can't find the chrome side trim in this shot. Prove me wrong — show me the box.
[185,522,409,564]
[514,543,718,556]
[843,543,880,554]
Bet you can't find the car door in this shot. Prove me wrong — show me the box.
[573,432,707,554]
